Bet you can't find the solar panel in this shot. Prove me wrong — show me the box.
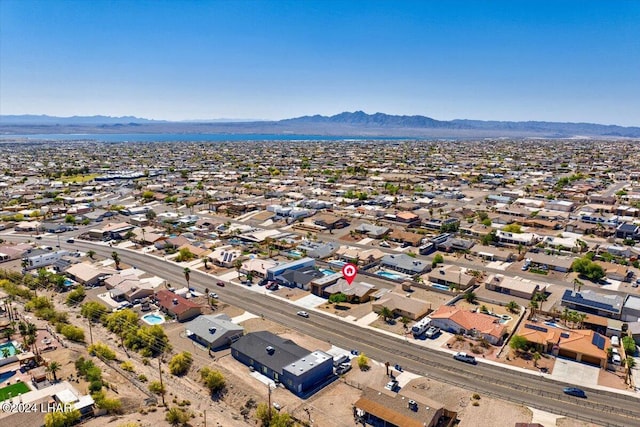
[525,324,548,333]
[591,333,605,350]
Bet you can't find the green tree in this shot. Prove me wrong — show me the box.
[357,353,369,371]
[44,408,81,427]
[183,267,191,287]
[81,301,108,322]
[199,367,226,394]
[533,351,541,367]
[433,253,444,265]
[169,352,193,376]
[111,251,121,269]
[377,306,393,323]
[506,301,520,314]
[47,361,61,382]
[502,224,522,233]
[329,293,347,304]
[463,292,477,304]
[87,250,96,259]
[509,335,528,353]
[148,380,166,396]
[165,407,191,426]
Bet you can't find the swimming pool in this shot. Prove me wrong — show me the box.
[328,260,346,268]
[141,313,166,325]
[63,278,75,287]
[0,342,18,359]
[430,283,451,291]
[320,269,335,276]
[0,370,16,383]
[286,250,303,258]
[376,271,403,280]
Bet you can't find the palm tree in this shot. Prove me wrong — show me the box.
[624,357,636,384]
[533,351,541,368]
[506,301,519,314]
[529,300,539,317]
[533,292,548,312]
[463,292,477,304]
[1,348,9,358]
[183,267,191,287]
[87,250,96,260]
[233,258,243,273]
[400,316,410,332]
[378,306,393,323]
[47,361,61,382]
[111,251,121,269]
[202,256,209,270]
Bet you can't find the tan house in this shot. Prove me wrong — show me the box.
[429,305,507,345]
[372,293,431,320]
[517,321,609,368]
[427,266,475,291]
[155,290,202,322]
[354,387,457,427]
[485,274,542,300]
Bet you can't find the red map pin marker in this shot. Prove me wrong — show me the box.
[341,263,358,285]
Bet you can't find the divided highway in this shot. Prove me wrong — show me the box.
[11,236,640,427]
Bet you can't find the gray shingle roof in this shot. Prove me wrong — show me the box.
[231,331,310,373]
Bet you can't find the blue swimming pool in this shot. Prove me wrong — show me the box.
[286,250,303,258]
[0,370,16,383]
[431,283,451,291]
[376,271,403,280]
[142,313,166,325]
[320,269,335,276]
[0,342,18,359]
[328,260,346,268]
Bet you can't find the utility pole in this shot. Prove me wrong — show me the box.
[88,318,93,345]
[158,357,165,406]
[267,383,272,423]
[203,410,206,427]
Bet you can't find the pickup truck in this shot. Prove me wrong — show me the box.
[453,352,477,365]
[425,326,440,339]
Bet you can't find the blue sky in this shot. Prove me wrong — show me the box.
[1,0,639,125]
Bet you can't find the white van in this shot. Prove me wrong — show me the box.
[612,354,622,365]
[611,335,620,347]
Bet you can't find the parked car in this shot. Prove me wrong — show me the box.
[335,363,352,375]
[216,281,225,287]
[35,235,42,240]
[453,352,477,365]
[272,402,282,411]
[379,241,391,248]
[209,292,218,299]
[563,387,586,398]
[66,238,75,243]
[425,326,440,339]
[384,380,399,391]
[350,349,360,356]
[297,311,309,318]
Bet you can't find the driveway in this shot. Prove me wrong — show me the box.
[551,357,600,386]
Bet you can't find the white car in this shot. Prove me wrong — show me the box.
[297,311,309,318]
[384,380,398,391]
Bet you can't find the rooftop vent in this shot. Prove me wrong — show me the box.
[266,346,275,354]
[208,327,216,334]
[172,298,178,305]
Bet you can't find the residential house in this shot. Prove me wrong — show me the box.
[231,331,333,396]
[184,314,244,350]
[429,305,506,345]
[240,258,278,279]
[622,295,640,322]
[485,274,542,300]
[517,321,609,368]
[427,266,476,291]
[354,223,390,238]
[322,279,377,303]
[524,252,574,273]
[381,254,430,276]
[596,261,631,282]
[65,262,115,287]
[209,247,242,268]
[616,222,640,240]
[561,289,626,319]
[155,290,202,322]
[470,245,515,262]
[335,247,386,266]
[436,237,475,252]
[276,267,324,290]
[313,213,349,230]
[266,257,316,281]
[354,387,457,427]
[372,293,431,320]
[496,230,538,246]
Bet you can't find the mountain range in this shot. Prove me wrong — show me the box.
[1,111,639,138]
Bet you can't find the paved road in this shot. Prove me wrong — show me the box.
[6,233,640,426]
[68,240,640,427]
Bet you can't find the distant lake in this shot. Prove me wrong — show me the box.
[0,133,405,142]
